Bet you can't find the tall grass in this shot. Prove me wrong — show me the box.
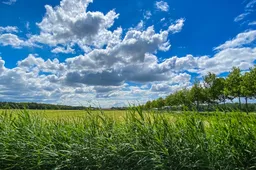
[0,109,256,169]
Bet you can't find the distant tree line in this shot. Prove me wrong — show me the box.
[144,66,256,114]
[0,102,89,110]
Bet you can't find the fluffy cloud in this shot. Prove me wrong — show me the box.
[1,0,255,108]
[151,73,191,92]
[155,1,169,12]
[151,83,172,92]
[0,54,77,104]
[66,25,172,70]
[0,26,18,33]
[158,47,256,76]
[0,34,23,47]
[30,0,120,52]
[0,0,189,107]
[168,19,185,34]
[0,25,37,48]
[0,54,192,107]
[0,33,35,48]
[156,30,256,76]
[65,53,170,86]
[0,64,56,102]
[0,57,6,74]
[0,51,192,107]
[17,54,66,74]
[65,70,124,86]
[51,46,75,54]
[197,47,256,75]
[63,22,182,87]
[159,55,198,73]
[1,32,255,107]
[214,30,256,50]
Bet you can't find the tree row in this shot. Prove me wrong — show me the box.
[144,66,256,114]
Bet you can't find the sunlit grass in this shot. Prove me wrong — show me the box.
[1,108,256,169]
[0,109,127,121]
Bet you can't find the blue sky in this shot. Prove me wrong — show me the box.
[0,0,255,107]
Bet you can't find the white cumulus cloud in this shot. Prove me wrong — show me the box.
[214,30,256,50]
[168,19,185,34]
[155,1,169,12]
[0,0,195,107]
[30,0,120,53]
[0,26,18,33]
[0,33,35,48]
[51,46,75,54]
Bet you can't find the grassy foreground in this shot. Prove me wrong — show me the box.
[1,109,256,169]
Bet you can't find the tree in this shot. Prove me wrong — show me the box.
[143,65,256,113]
[240,66,256,114]
[151,100,158,108]
[156,97,165,108]
[241,71,254,114]
[145,101,152,109]
[166,93,178,106]
[165,94,173,106]
[176,89,193,110]
[212,77,228,112]
[190,80,205,112]
[250,66,256,98]
[225,67,242,111]
[203,72,218,110]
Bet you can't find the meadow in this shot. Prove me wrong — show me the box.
[1,109,256,169]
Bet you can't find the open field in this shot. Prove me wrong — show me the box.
[1,109,256,169]
[0,109,128,120]
[0,109,134,123]
[1,109,254,120]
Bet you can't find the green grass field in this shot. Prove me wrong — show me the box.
[0,109,128,120]
[1,109,256,169]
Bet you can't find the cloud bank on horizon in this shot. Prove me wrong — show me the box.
[0,0,255,107]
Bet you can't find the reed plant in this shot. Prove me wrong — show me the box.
[0,108,256,169]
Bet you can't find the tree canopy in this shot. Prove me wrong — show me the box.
[144,66,256,114]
